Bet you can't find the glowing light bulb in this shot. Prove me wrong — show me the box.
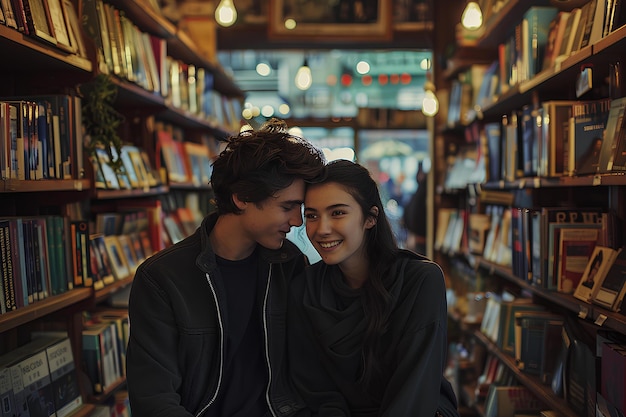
[215,0,237,27]
[461,2,482,30]
[422,81,439,117]
[295,62,312,90]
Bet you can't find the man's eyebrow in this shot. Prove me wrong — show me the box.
[282,199,304,206]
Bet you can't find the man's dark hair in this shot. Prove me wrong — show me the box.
[210,118,327,215]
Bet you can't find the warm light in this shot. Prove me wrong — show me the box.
[261,105,275,117]
[284,18,297,30]
[256,62,271,76]
[420,58,431,71]
[278,103,290,115]
[288,127,304,137]
[422,82,439,117]
[242,108,253,119]
[356,60,370,75]
[295,60,313,90]
[461,2,482,30]
[215,0,237,27]
[240,124,253,132]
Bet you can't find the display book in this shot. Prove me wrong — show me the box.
[0,334,83,417]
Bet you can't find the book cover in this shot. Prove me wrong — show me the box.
[557,7,582,58]
[522,6,558,79]
[44,338,83,417]
[601,342,626,416]
[564,317,597,417]
[592,247,626,312]
[539,100,579,177]
[574,246,621,303]
[11,342,58,417]
[606,104,626,171]
[539,207,604,290]
[567,98,611,176]
[514,311,563,381]
[556,227,599,294]
[598,96,626,173]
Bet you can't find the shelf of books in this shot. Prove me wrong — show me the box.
[436,0,626,416]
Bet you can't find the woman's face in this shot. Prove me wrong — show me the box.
[304,182,375,275]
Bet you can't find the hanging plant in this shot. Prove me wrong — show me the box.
[80,73,125,172]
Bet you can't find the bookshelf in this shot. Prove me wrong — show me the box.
[0,0,243,415]
[434,0,626,416]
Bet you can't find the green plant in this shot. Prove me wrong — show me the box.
[81,73,124,171]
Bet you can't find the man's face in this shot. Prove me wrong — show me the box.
[238,178,306,249]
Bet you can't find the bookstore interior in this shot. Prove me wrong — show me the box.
[1,0,626,416]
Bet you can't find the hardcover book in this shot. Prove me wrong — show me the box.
[567,98,611,176]
[44,337,83,417]
[598,96,626,173]
[573,246,621,303]
[592,247,626,312]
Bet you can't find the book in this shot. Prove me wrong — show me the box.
[573,246,621,303]
[103,235,129,281]
[601,342,626,416]
[42,337,83,417]
[483,385,545,417]
[542,11,570,71]
[598,96,626,173]
[556,7,582,59]
[514,311,564,383]
[10,337,62,417]
[592,247,626,312]
[556,227,599,294]
[566,98,611,176]
[539,207,604,290]
[521,7,558,80]
[539,100,579,177]
[22,0,57,45]
[564,317,597,417]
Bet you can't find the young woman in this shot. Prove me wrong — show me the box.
[288,159,459,417]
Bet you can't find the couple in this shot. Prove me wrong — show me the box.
[125,118,459,417]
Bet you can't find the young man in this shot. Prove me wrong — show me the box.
[126,119,326,417]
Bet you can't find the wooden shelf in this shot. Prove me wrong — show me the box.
[93,185,169,200]
[0,179,91,193]
[0,288,93,333]
[473,331,574,416]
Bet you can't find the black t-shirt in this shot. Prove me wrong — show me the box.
[207,249,269,417]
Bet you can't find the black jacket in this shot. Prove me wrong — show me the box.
[126,213,307,417]
[288,250,459,417]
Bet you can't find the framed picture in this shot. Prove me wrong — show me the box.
[140,150,160,187]
[104,235,130,280]
[268,0,392,41]
[89,155,107,189]
[23,0,58,44]
[91,234,115,286]
[120,146,140,188]
[95,148,120,189]
[128,148,151,190]
[183,142,212,187]
[45,0,75,52]
[117,235,139,275]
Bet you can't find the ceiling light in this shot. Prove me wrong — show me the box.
[356,60,370,75]
[461,2,482,30]
[295,58,313,90]
[256,62,271,76]
[215,0,237,27]
[422,80,439,117]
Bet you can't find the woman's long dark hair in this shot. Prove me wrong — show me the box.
[321,159,400,390]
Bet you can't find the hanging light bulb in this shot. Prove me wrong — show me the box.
[215,0,237,27]
[422,80,439,117]
[295,58,313,90]
[461,1,482,30]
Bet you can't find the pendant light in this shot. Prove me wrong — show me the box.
[215,0,237,27]
[295,58,313,91]
[461,1,482,30]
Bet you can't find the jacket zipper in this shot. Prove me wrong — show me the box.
[196,272,225,417]
[263,264,278,417]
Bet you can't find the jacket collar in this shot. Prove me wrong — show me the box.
[195,212,303,273]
